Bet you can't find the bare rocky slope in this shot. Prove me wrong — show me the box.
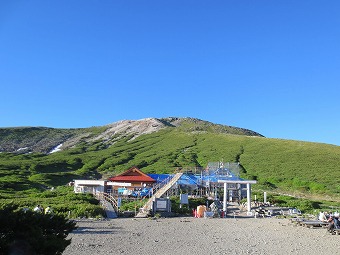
[0,117,264,154]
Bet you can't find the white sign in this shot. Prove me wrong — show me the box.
[156,200,167,209]
[107,182,132,187]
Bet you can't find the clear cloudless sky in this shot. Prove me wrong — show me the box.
[0,1,339,145]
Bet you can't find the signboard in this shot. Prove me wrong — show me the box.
[180,193,189,204]
[156,200,168,209]
[153,198,171,212]
[107,182,132,187]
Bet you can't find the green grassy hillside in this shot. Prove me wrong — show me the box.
[0,126,106,154]
[1,119,340,216]
[1,127,340,195]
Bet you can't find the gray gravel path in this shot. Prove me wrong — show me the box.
[63,217,339,255]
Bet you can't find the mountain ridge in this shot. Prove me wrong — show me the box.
[1,116,340,202]
[0,117,264,154]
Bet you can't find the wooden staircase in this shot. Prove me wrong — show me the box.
[136,173,183,217]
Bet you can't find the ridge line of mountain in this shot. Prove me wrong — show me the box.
[0,117,264,154]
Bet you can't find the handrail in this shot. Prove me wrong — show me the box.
[152,175,173,193]
[139,173,183,215]
[94,191,118,213]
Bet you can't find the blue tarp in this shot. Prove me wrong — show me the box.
[148,174,170,183]
[147,173,244,186]
[148,173,198,186]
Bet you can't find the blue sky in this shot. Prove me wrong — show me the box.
[1,1,339,146]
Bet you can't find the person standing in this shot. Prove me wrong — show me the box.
[33,205,43,213]
[45,206,52,214]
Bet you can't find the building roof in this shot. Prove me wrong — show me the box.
[109,166,156,183]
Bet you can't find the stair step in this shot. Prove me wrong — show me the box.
[136,173,183,217]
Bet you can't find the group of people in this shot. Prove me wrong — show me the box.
[33,205,53,215]
[318,211,340,233]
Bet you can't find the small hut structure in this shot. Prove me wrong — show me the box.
[73,180,106,194]
[108,166,156,194]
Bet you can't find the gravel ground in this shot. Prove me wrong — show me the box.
[63,216,339,255]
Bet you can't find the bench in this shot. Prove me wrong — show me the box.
[289,218,307,226]
[300,221,329,228]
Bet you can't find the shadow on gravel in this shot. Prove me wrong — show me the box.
[72,226,122,235]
